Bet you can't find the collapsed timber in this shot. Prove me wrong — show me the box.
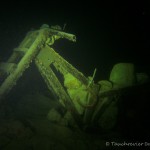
[0,24,149,131]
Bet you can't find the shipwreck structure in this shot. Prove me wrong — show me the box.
[0,24,149,130]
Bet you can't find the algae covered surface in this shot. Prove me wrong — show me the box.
[0,63,150,150]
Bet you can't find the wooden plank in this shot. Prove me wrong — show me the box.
[0,28,49,101]
[35,57,83,128]
[36,45,88,85]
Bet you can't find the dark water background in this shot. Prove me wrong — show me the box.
[0,1,150,81]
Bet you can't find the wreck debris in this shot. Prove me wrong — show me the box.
[0,25,75,101]
[109,63,136,88]
[0,24,149,131]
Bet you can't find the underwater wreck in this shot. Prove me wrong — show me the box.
[0,24,150,150]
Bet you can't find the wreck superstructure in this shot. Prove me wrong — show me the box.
[0,24,99,127]
[0,24,149,130]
